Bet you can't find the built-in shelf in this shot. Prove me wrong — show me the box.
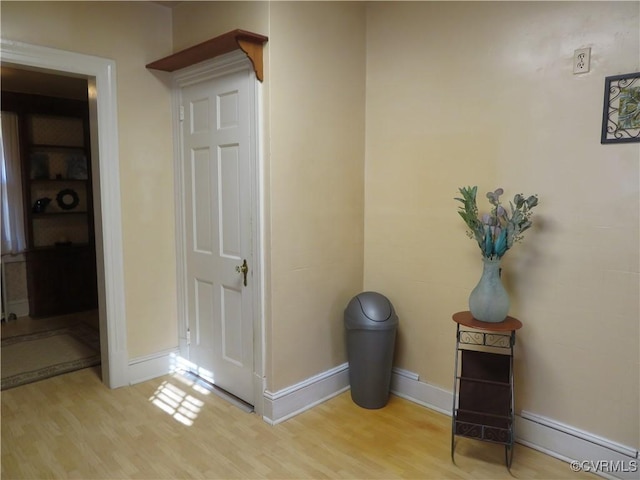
[2,89,99,317]
[146,29,268,81]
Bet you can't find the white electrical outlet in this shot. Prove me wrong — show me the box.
[573,48,591,74]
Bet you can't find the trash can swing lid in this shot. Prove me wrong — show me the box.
[356,293,392,321]
[344,292,397,327]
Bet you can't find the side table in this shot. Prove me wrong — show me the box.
[451,311,523,468]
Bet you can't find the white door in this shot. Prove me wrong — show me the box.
[180,68,254,404]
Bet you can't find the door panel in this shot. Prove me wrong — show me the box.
[192,278,215,382]
[192,148,213,253]
[219,144,241,257]
[221,284,243,365]
[181,69,254,404]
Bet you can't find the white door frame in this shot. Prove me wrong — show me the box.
[172,50,265,414]
[0,39,129,388]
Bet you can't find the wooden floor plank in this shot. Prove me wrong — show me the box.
[1,367,594,479]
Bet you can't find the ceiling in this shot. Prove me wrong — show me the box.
[0,65,88,100]
[153,1,182,7]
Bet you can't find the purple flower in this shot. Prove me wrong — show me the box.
[486,188,504,206]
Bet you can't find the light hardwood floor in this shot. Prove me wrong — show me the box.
[1,367,594,479]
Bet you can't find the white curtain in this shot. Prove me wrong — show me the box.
[1,111,26,255]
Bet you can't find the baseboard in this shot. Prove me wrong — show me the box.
[391,369,638,480]
[260,365,447,425]
[390,367,453,415]
[262,362,350,425]
[127,348,180,385]
[516,411,638,480]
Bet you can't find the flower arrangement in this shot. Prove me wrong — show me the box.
[455,186,539,260]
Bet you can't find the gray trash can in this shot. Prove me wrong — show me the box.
[344,291,398,409]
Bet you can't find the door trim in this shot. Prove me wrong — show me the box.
[0,38,129,388]
[171,50,265,414]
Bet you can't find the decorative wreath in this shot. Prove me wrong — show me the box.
[56,188,80,210]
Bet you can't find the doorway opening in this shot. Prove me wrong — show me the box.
[0,39,128,388]
[1,66,101,389]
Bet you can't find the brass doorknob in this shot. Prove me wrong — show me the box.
[235,259,248,286]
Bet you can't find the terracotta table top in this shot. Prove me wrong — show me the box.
[452,311,522,332]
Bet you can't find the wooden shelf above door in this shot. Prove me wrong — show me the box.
[146,29,268,81]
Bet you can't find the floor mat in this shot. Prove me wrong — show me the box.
[1,323,100,390]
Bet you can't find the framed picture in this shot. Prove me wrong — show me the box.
[601,72,640,144]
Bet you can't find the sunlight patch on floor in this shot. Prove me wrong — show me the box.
[170,353,215,387]
[172,370,213,396]
[150,353,253,422]
[149,380,204,426]
[148,354,214,426]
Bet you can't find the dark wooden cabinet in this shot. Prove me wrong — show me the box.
[2,91,98,317]
[26,246,98,317]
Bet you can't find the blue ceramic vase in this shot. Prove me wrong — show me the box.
[468,256,510,323]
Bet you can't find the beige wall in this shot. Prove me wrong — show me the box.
[267,2,366,390]
[4,0,637,451]
[172,1,367,391]
[1,1,178,358]
[365,1,639,448]
[172,1,269,52]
